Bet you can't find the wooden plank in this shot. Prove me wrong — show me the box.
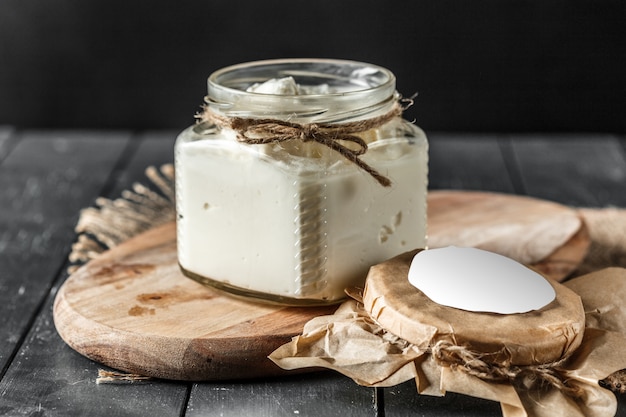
[509,134,626,207]
[105,130,177,197]
[187,372,378,417]
[0,131,130,375]
[384,388,502,417]
[0,131,190,416]
[428,133,514,193]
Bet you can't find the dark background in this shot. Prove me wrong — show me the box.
[0,0,624,133]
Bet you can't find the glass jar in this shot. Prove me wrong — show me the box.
[175,58,428,305]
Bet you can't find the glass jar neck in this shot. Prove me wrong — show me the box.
[205,59,398,124]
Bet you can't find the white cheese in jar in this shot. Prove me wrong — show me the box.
[175,60,428,304]
[247,76,331,95]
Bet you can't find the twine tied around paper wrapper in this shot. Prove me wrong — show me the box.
[198,101,408,187]
[347,285,587,398]
[430,340,584,398]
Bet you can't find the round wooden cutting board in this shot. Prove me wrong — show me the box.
[54,191,590,381]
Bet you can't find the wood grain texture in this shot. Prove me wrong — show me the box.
[510,134,626,207]
[187,372,378,417]
[428,133,514,192]
[54,222,337,381]
[0,131,130,377]
[105,131,178,197]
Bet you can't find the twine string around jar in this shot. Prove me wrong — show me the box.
[198,101,408,187]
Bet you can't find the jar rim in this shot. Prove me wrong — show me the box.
[206,58,397,122]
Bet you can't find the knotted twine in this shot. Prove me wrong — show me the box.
[197,102,407,187]
[430,340,584,398]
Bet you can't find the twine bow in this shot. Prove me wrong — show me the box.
[199,103,407,187]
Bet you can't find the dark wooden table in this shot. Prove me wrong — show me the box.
[1,127,625,416]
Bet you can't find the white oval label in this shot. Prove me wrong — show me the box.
[408,246,555,314]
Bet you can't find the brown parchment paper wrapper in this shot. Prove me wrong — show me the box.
[270,267,626,417]
[363,250,586,367]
